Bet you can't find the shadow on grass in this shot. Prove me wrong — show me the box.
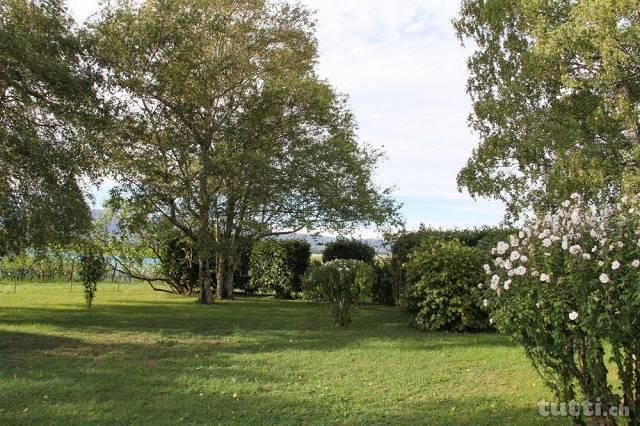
[0,329,548,425]
[0,298,516,354]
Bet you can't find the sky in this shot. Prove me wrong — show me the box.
[69,0,506,233]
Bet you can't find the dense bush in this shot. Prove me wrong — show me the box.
[303,259,372,326]
[322,239,375,264]
[484,194,640,424]
[371,260,395,306]
[389,226,511,304]
[400,239,489,331]
[248,239,311,298]
[79,249,108,308]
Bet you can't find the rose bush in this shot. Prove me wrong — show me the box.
[484,194,640,424]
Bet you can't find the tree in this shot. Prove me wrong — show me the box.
[455,0,640,219]
[90,0,399,304]
[0,0,103,256]
[322,238,376,264]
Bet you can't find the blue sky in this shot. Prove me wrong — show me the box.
[72,0,506,233]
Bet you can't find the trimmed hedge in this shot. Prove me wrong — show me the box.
[322,239,375,264]
[400,239,489,332]
[248,239,310,298]
[389,226,512,303]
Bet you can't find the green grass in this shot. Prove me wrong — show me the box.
[0,281,560,425]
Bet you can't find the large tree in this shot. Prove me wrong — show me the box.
[0,0,103,256]
[90,0,398,303]
[455,0,640,219]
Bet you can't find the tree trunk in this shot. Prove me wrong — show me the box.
[215,256,235,299]
[199,255,214,304]
[197,142,214,305]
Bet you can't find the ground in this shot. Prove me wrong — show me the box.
[0,282,560,425]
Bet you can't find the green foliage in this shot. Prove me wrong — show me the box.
[248,240,310,298]
[371,260,395,306]
[389,226,510,305]
[160,237,200,296]
[322,239,376,264]
[484,194,640,423]
[0,0,102,256]
[303,259,372,326]
[455,0,640,219]
[79,249,108,308]
[90,0,399,302]
[401,240,489,332]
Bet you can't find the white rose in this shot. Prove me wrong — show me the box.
[612,261,621,270]
[514,266,527,276]
[503,280,511,290]
[583,253,592,260]
[599,273,610,284]
[569,245,581,255]
[543,238,552,248]
[510,251,521,261]
[569,311,579,321]
[520,255,528,262]
[632,260,640,268]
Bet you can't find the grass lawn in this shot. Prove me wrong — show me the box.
[0,281,560,425]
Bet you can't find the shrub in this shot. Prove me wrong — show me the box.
[322,239,375,264]
[79,249,108,308]
[303,259,372,326]
[371,260,395,306]
[389,226,511,305]
[483,193,640,424]
[248,239,310,298]
[400,240,488,331]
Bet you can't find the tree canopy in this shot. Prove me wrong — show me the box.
[89,0,399,303]
[0,0,103,256]
[455,0,640,219]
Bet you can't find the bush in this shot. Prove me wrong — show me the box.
[483,194,640,424]
[303,259,372,326]
[160,237,200,295]
[371,260,395,306]
[322,239,375,264]
[389,226,511,305]
[400,240,489,331]
[79,248,108,308]
[248,239,310,298]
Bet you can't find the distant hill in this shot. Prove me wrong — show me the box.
[92,209,388,254]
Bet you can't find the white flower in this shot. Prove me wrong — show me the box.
[569,311,579,322]
[514,266,527,276]
[507,269,515,277]
[496,241,509,255]
[562,237,569,250]
[617,241,624,248]
[510,251,521,261]
[590,229,599,239]
[562,200,571,208]
[490,274,500,290]
[483,264,491,275]
[531,270,540,277]
[630,208,635,214]
[570,193,582,202]
[483,299,490,307]
[478,283,484,289]
[570,210,581,225]
[543,238,552,247]
[612,261,621,270]
[535,302,543,309]
[544,252,552,257]
[519,231,525,239]
[622,195,629,203]
[520,255,528,262]
[583,253,592,260]
[632,260,640,268]
[489,318,494,325]
[569,245,581,255]
[510,235,520,247]
[599,273,610,284]
[491,248,497,255]
[592,246,598,253]
[598,261,605,267]
[503,280,511,290]
[540,273,551,283]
